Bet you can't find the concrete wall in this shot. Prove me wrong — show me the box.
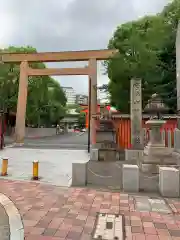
[25,127,56,138]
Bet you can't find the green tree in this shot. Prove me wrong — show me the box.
[0,46,67,126]
[107,0,180,113]
[77,112,86,128]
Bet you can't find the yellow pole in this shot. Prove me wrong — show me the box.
[1,158,8,176]
[32,160,39,180]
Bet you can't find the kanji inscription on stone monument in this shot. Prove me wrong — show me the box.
[130,79,142,149]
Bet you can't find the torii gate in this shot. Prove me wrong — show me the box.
[0,49,117,144]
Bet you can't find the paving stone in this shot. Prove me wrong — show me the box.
[42,228,57,236]
[148,199,171,214]
[154,223,167,229]
[134,197,151,212]
[133,196,172,214]
[168,229,180,237]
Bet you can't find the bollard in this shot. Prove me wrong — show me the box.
[32,160,39,180]
[1,158,8,176]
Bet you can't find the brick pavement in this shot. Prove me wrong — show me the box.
[1,180,180,239]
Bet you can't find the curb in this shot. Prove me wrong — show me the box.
[0,193,24,240]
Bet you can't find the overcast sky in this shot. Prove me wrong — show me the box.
[0,0,170,94]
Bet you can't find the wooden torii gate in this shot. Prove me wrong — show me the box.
[1,49,117,144]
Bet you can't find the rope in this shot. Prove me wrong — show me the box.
[87,167,113,178]
[115,163,122,169]
[141,174,159,179]
[88,163,159,180]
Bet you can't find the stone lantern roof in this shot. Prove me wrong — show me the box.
[144,93,169,116]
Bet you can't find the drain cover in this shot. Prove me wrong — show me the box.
[93,213,124,240]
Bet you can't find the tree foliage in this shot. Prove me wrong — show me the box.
[77,112,86,128]
[107,0,180,113]
[0,46,67,126]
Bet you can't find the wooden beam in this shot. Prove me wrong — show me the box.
[27,67,89,76]
[1,49,118,63]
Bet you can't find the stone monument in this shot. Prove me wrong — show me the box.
[130,78,143,149]
[142,93,175,173]
[125,78,144,162]
[94,104,118,161]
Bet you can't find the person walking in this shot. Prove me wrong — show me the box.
[56,124,60,135]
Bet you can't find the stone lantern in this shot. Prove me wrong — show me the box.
[93,104,118,161]
[142,93,172,173]
[144,93,169,120]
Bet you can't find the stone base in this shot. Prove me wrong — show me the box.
[90,148,98,161]
[123,165,139,192]
[98,148,119,161]
[71,162,87,186]
[144,146,173,162]
[159,167,180,197]
[172,150,180,165]
[174,128,180,150]
[96,130,116,143]
[142,147,176,174]
[125,149,144,164]
[90,148,125,162]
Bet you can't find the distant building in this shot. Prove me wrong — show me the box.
[76,94,88,105]
[97,88,109,104]
[62,87,76,105]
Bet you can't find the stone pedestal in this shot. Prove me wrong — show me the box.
[143,119,174,173]
[123,164,139,192]
[174,129,180,151]
[144,120,166,155]
[92,118,119,162]
[96,129,115,143]
[125,149,144,165]
[159,167,180,197]
[72,163,87,186]
[90,148,98,161]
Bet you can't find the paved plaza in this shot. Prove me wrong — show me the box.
[0,180,180,239]
[1,133,180,239]
[0,148,89,186]
[5,131,88,150]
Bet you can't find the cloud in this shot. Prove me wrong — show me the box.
[0,0,169,94]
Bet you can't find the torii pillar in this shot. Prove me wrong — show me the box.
[89,59,97,146]
[15,61,28,143]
